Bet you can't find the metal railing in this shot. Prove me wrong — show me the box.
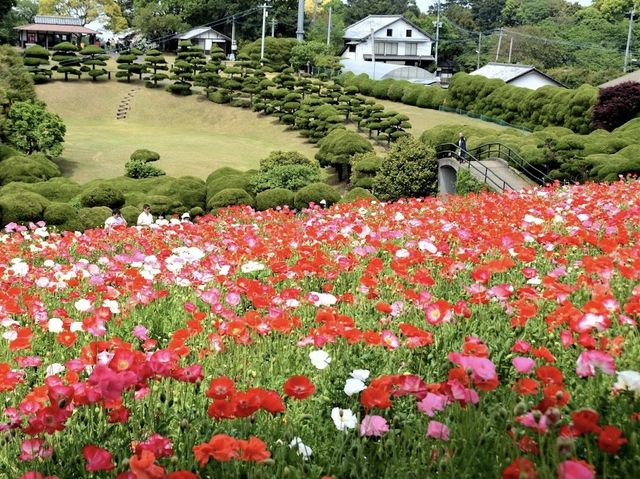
[436,143,516,193]
[468,143,553,186]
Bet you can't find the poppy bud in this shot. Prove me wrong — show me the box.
[121,457,130,468]
[556,436,574,457]
[282,466,290,477]
[160,392,167,403]
[180,419,189,430]
[514,402,527,416]
[546,407,561,426]
[170,455,178,464]
[532,410,542,421]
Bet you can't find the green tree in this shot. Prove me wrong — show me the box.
[344,0,417,25]
[38,0,128,30]
[0,45,36,107]
[80,45,108,81]
[143,49,168,87]
[471,0,507,28]
[373,135,438,201]
[52,42,81,81]
[316,128,373,181]
[594,0,640,17]
[132,1,188,40]
[4,101,66,155]
[0,0,37,44]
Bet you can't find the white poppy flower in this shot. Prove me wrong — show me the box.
[240,261,265,273]
[309,350,331,370]
[331,407,357,431]
[344,378,366,396]
[70,322,84,333]
[46,363,65,377]
[350,369,370,381]
[74,299,92,313]
[309,292,337,307]
[613,370,640,395]
[289,437,312,460]
[47,317,64,334]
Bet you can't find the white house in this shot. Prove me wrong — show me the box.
[179,27,230,54]
[470,63,565,90]
[341,15,434,68]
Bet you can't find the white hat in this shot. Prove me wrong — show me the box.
[181,212,191,219]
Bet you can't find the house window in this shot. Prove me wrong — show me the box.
[375,42,398,56]
[348,44,356,52]
[386,28,393,37]
[405,42,418,56]
[406,29,412,37]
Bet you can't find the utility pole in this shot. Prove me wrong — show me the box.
[296,0,305,42]
[477,32,482,70]
[624,9,636,73]
[271,18,277,37]
[230,16,237,60]
[371,25,376,80]
[260,2,269,62]
[495,28,504,62]
[508,37,513,63]
[327,6,332,47]
[434,0,442,70]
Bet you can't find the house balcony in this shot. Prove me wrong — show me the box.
[363,54,435,63]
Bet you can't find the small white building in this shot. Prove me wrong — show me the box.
[342,15,434,68]
[179,27,230,54]
[470,63,565,90]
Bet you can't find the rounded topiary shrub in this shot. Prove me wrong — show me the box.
[206,175,253,208]
[43,202,78,226]
[79,206,112,229]
[145,195,183,216]
[206,167,244,184]
[189,206,205,218]
[293,182,340,210]
[0,192,50,225]
[121,205,140,225]
[0,154,62,186]
[30,177,82,202]
[210,188,255,210]
[256,188,295,211]
[340,187,376,203]
[80,184,126,209]
[0,144,20,161]
[130,149,160,162]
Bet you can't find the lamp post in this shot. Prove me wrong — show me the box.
[624,9,636,73]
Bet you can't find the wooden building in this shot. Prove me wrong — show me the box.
[15,15,98,49]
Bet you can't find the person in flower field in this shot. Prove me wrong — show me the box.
[104,209,127,229]
[137,204,154,227]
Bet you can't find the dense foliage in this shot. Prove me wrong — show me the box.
[0,181,639,478]
[592,82,640,132]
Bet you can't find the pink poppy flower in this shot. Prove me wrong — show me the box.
[360,415,389,437]
[417,393,448,417]
[557,459,595,479]
[512,357,536,374]
[576,350,616,378]
[426,420,449,441]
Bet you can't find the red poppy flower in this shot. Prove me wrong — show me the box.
[237,436,271,462]
[360,386,392,410]
[82,445,114,472]
[598,425,627,454]
[130,449,165,479]
[535,365,564,385]
[167,472,198,479]
[283,375,316,400]
[571,409,601,435]
[231,391,262,417]
[502,457,538,479]
[205,376,236,400]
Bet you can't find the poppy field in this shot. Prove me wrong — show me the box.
[1,180,639,479]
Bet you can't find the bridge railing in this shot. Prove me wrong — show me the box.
[436,143,515,193]
[469,143,553,186]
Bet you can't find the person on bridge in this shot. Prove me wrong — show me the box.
[457,133,467,160]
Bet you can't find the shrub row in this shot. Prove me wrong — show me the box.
[339,72,598,134]
[420,117,640,183]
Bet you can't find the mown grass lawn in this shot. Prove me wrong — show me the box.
[36,81,319,183]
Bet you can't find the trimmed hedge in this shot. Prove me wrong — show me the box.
[43,202,80,230]
[121,205,141,225]
[80,184,126,209]
[256,188,295,210]
[293,182,340,210]
[0,153,62,185]
[79,206,112,229]
[210,188,255,209]
[0,192,50,225]
[206,167,244,184]
[340,187,376,203]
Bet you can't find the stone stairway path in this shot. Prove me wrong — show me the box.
[116,88,138,120]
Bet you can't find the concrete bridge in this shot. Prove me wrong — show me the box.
[436,143,552,195]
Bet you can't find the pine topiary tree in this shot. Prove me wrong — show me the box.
[143,49,168,88]
[23,46,51,84]
[52,42,81,81]
[80,45,108,81]
[115,50,138,82]
[315,128,373,181]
